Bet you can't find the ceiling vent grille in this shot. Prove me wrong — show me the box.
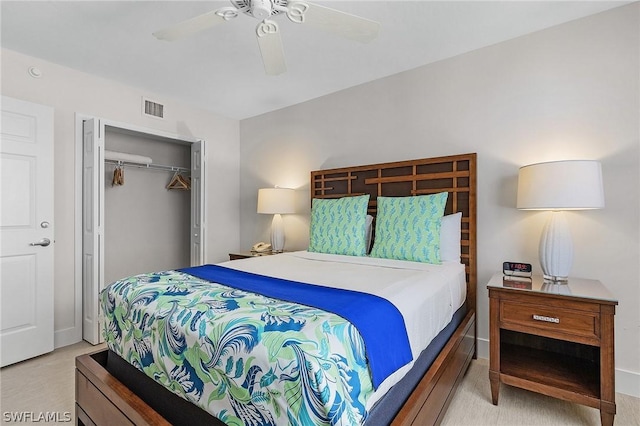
[142,97,164,119]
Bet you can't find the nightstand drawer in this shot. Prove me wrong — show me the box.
[500,301,599,344]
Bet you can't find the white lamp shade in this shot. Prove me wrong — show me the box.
[257,188,295,214]
[517,160,604,210]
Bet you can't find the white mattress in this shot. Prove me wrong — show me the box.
[220,250,466,408]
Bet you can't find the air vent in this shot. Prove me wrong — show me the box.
[142,97,164,119]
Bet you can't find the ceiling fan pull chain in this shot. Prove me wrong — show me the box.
[286,2,308,24]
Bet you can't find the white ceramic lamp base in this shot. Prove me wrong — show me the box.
[270,213,285,253]
[539,211,573,282]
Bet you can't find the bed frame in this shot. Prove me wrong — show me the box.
[75,153,477,426]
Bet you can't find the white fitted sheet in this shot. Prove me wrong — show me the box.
[220,250,466,409]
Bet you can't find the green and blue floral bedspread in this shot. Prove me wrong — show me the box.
[100,269,377,425]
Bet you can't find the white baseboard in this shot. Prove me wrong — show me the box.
[616,368,640,398]
[477,336,489,360]
[54,327,82,349]
[475,336,639,398]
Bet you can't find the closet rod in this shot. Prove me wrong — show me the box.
[105,159,189,173]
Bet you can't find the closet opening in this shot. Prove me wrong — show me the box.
[79,118,205,344]
[104,126,192,286]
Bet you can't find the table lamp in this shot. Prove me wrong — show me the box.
[257,187,295,252]
[517,160,604,282]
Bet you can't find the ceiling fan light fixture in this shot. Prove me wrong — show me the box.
[251,0,272,20]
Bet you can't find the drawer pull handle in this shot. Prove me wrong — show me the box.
[533,314,559,324]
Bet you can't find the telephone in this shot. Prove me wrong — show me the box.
[251,242,272,253]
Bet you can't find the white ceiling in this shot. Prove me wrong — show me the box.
[1,1,629,120]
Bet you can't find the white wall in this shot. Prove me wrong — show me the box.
[239,4,639,395]
[1,48,241,348]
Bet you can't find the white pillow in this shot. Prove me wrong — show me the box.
[440,212,462,262]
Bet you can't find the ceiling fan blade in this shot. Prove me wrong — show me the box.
[153,9,227,41]
[256,20,286,76]
[289,1,380,43]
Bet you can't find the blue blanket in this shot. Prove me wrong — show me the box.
[179,264,412,388]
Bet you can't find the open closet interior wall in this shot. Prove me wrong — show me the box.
[104,127,191,286]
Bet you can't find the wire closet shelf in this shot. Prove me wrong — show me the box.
[104,159,189,174]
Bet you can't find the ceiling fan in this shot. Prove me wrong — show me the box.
[153,0,380,75]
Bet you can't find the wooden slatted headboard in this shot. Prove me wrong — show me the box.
[310,153,477,312]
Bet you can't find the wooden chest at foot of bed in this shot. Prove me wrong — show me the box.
[75,350,169,426]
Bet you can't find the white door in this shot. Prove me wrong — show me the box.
[82,119,104,344]
[0,96,54,367]
[191,140,204,265]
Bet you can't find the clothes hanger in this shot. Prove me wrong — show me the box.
[167,171,190,190]
[112,165,124,186]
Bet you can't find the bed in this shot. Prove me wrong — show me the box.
[75,153,477,426]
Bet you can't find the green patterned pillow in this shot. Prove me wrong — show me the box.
[308,195,370,256]
[370,192,448,264]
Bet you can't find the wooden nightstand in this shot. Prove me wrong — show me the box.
[487,273,617,426]
[228,251,279,260]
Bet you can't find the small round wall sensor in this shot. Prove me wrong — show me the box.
[28,67,42,78]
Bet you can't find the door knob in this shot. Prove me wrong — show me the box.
[30,238,51,247]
